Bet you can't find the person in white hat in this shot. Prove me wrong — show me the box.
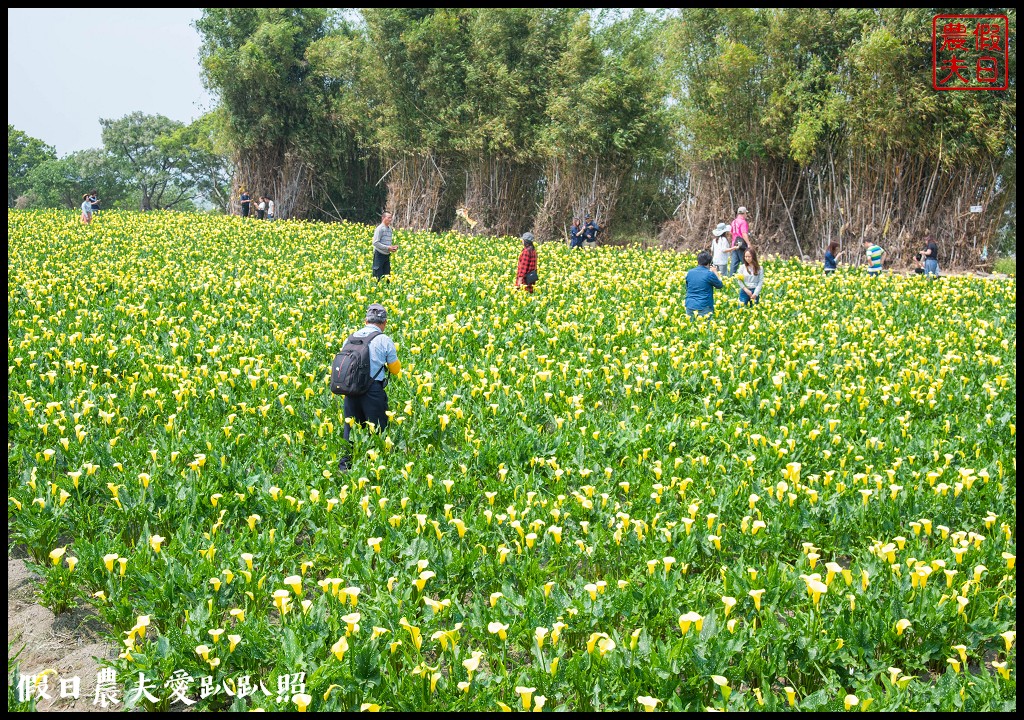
[711,222,731,275]
[729,206,751,275]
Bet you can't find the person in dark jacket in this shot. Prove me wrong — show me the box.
[582,214,600,244]
[824,242,843,274]
[569,217,584,249]
[239,188,251,218]
[919,235,939,277]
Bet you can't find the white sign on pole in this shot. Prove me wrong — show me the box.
[969,205,983,213]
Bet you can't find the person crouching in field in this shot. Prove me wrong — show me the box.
[685,250,724,317]
[737,247,764,306]
[824,242,843,275]
[864,239,885,276]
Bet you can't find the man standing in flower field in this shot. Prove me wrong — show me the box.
[239,187,251,218]
[863,238,885,276]
[372,211,399,281]
[338,303,402,472]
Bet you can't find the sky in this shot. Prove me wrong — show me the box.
[8,8,214,156]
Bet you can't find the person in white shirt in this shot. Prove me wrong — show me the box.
[266,197,275,220]
[80,194,93,224]
[711,222,731,274]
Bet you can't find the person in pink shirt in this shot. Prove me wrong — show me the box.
[729,206,751,275]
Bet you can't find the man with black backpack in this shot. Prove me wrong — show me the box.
[332,303,402,472]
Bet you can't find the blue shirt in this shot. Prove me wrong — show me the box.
[824,251,837,271]
[685,266,723,311]
[351,324,398,380]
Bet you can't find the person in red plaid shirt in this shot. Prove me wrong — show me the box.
[515,232,538,293]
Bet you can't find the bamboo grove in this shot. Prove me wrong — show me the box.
[195,8,1015,262]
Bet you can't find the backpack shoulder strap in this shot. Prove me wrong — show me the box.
[364,328,385,380]
[346,327,382,343]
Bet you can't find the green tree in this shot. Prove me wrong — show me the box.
[197,8,349,218]
[534,9,673,239]
[9,125,56,208]
[661,8,1015,263]
[169,112,235,213]
[23,149,127,210]
[100,112,195,211]
[456,8,582,235]
[356,8,474,228]
[360,8,473,154]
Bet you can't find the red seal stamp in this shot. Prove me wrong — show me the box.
[933,14,1009,90]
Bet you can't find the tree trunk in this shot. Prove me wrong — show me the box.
[232,145,314,220]
[458,154,541,238]
[534,156,624,243]
[381,152,446,231]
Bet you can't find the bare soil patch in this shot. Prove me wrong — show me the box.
[8,559,118,712]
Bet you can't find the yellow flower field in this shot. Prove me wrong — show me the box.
[7,209,1016,711]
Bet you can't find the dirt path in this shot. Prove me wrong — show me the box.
[8,559,118,711]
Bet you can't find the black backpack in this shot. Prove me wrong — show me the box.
[330,328,383,396]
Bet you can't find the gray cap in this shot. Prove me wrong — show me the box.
[365,303,387,324]
[521,232,534,242]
